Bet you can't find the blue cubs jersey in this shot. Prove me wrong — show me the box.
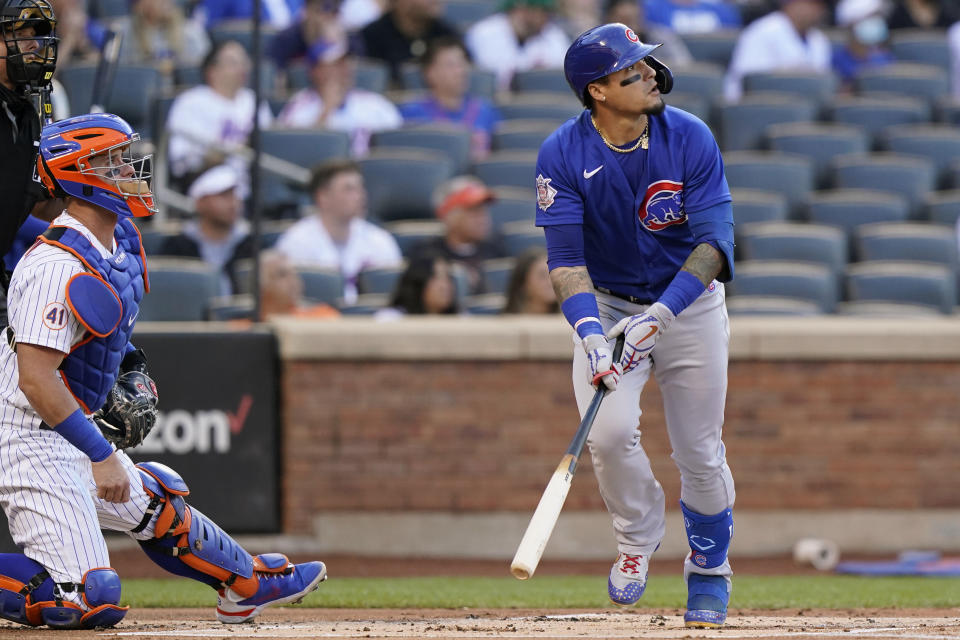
[535,106,732,302]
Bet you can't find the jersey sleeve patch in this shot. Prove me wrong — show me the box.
[536,174,557,211]
[41,302,69,331]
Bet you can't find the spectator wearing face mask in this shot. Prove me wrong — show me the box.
[832,0,894,91]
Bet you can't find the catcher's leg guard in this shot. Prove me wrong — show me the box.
[681,502,733,628]
[0,554,127,629]
[135,462,281,598]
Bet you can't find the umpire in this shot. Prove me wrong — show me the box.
[0,0,57,323]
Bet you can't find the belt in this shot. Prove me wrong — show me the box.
[596,287,652,305]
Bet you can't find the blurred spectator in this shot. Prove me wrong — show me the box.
[201,0,304,29]
[268,0,348,70]
[258,250,340,319]
[274,159,402,302]
[832,0,894,91]
[341,0,385,29]
[725,0,831,101]
[465,0,571,91]
[51,0,107,65]
[503,247,558,314]
[118,0,211,74]
[398,36,501,160]
[157,165,254,296]
[887,0,959,30]
[378,254,459,317]
[605,0,693,65]
[407,175,507,295]
[951,21,960,97]
[165,40,274,193]
[277,35,402,155]
[644,0,741,35]
[558,0,602,37]
[358,0,459,85]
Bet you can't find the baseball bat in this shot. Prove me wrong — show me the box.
[510,334,625,580]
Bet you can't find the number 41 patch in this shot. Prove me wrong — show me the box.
[42,302,69,330]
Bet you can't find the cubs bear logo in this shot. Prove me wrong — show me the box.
[639,180,687,231]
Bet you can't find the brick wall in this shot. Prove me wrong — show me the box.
[281,359,960,533]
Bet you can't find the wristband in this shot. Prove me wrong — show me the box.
[561,292,603,339]
[54,409,114,462]
[657,271,706,317]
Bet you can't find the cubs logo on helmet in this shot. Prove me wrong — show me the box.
[639,180,686,231]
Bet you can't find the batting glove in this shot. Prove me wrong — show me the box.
[582,334,622,391]
[606,302,675,374]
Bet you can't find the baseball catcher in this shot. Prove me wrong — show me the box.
[92,348,158,449]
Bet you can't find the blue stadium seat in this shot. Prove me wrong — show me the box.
[138,222,183,256]
[718,94,817,151]
[206,294,255,321]
[360,150,455,221]
[731,188,789,227]
[725,295,824,316]
[358,264,407,295]
[663,92,711,126]
[89,0,129,19]
[805,189,910,238]
[261,129,351,168]
[834,301,942,316]
[951,160,960,189]
[737,222,848,275]
[766,122,869,188]
[371,125,473,174]
[472,151,537,190]
[496,94,583,123]
[481,257,517,295]
[743,71,839,108]
[831,153,936,216]
[844,261,956,314]
[59,65,162,134]
[669,63,725,105]
[138,258,220,322]
[443,0,496,30]
[512,69,570,94]
[890,29,951,70]
[924,190,960,226]
[492,120,557,152]
[501,223,545,256]
[296,266,346,305]
[854,222,958,266]
[723,151,814,217]
[936,97,960,125]
[854,62,950,103]
[354,58,391,94]
[728,260,839,313]
[399,64,496,99]
[383,220,445,257]
[827,95,931,148]
[882,124,960,188]
[464,293,506,314]
[488,187,534,229]
[680,30,739,67]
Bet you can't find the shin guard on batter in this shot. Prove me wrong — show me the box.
[0,554,127,629]
[681,502,733,628]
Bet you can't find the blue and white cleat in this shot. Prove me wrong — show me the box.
[217,556,327,624]
[607,552,649,606]
[684,574,729,628]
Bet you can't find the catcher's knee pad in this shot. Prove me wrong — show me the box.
[681,502,733,570]
[0,554,127,629]
[135,462,260,598]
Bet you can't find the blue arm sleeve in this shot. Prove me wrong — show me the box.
[687,201,735,282]
[544,224,585,269]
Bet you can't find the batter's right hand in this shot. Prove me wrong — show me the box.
[92,453,131,503]
[582,334,621,391]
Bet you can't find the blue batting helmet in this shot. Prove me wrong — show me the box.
[563,23,673,105]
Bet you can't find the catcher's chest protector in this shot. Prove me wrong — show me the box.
[38,219,148,413]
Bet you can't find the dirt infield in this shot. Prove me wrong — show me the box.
[2,608,956,640]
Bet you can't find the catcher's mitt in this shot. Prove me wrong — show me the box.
[93,370,159,449]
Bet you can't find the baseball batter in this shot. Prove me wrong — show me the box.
[536,24,735,628]
[0,113,325,630]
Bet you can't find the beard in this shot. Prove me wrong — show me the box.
[645,96,666,116]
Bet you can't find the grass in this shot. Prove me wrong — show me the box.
[120,575,960,610]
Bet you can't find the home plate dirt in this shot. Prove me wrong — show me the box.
[6,608,954,640]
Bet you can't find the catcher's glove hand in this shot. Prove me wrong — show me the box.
[93,371,159,449]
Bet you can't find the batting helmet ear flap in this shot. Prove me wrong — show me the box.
[37,152,67,199]
[644,55,673,95]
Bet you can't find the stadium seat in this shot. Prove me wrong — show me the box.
[338,293,391,315]
[669,63,725,105]
[443,0,495,30]
[358,264,406,295]
[472,151,538,190]
[492,120,557,152]
[924,190,960,226]
[834,300,942,316]
[827,95,931,148]
[854,223,958,266]
[206,294,255,321]
[496,94,583,123]
[137,258,220,322]
[717,94,817,151]
[59,65,162,134]
[830,153,936,216]
[890,29,951,70]
[501,224,545,255]
[512,69,570,94]
[296,266,345,305]
[662,92,711,126]
[743,71,839,108]
[805,189,910,238]
[354,58,391,94]
[854,62,950,103]
[737,222,848,275]
[488,188,533,229]
[728,260,839,313]
[951,160,960,189]
[731,189,789,227]
[725,295,824,316]
[89,0,129,19]
[359,149,455,221]
[371,125,473,174]
[399,65,496,99]
[680,29,739,67]
[260,220,295,249]
[723,151,814,217]
[464,293,506,315]
[881,125,960,188]
[261,129,351,169]
[844,261,956,314]
[173,64,201,88]
[481,257,517,295]
[383,220,445,257]
[936,97,960,125]
[765,122,869,188]
[138,221,183,256]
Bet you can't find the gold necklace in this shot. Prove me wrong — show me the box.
[591,115,648,152]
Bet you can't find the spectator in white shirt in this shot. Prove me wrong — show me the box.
[277,35,403,156]
[724,0,831,101]
[274,159,403,303]
[165,39,273,193]
[465,0,571,91]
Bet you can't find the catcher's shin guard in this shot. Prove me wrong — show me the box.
[0,554,127,629]
[135,461,269,598]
